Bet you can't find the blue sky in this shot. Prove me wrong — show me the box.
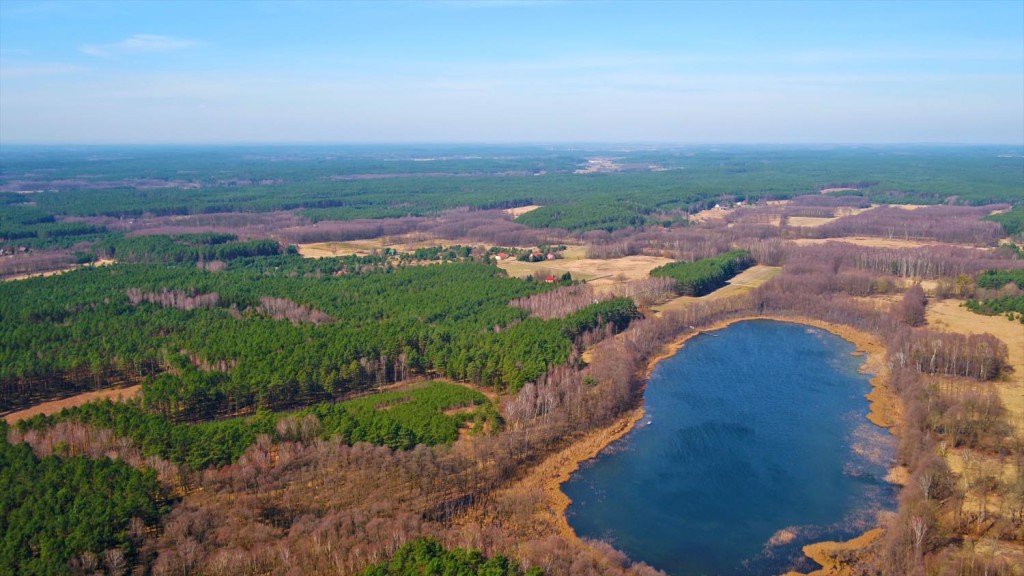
[1,0,1022,144]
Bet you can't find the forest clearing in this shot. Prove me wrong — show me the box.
[3,384,142,425]
[790,236,973,249]
[504,205,543,219]
[652,264,783,315]
[497,252,675,287]
[1,257,115,282]
[297,239,390,257]
[297,237,482,258]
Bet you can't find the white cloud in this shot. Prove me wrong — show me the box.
[80,34,198,57]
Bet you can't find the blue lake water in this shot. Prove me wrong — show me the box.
[563,320,896,576]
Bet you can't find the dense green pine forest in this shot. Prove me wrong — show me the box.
[649,250,755,296]
[1,252,636,415]
[0,422,167,575]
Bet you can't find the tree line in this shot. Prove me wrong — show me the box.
[1,257,570,412]
[362,538,542,576]
[649,249,754,296]
[0,421,167,576]
[18,381,494,469]
[984,206,1024,239]
[93,233,282,264]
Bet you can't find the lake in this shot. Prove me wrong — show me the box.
[563,320,896,575]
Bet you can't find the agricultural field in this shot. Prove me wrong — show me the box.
[298,237,494,259]
[297,239,390,258]
[497,251,674,288]
[789,236,949,249]
[785,216,836,228]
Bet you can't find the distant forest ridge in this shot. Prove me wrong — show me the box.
[1,146,1021,225]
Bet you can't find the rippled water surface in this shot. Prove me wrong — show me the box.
[563,320,896,575]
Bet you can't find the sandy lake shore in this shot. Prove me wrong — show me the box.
[526,314,900,573]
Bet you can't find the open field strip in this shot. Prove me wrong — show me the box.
[790,236,967,249]
[503,204,542,218]
[497,252,674,289]
[651,265,782,316]
[298,237,501,259]
[3,384,142,425]
[786,216,838,227]
[1,258,115,282]
[297,239,388,257]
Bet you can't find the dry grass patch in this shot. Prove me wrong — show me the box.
[503,205,542,219]
[469,406,646,543]
[497,254,674,289]
[787,216,838,228]
[297,240,388,258]
[689,207,730,223]
[652,295,700,317]
[3,384,142,425]
[789,236,950,249]
[785,528,883,576]
[2,258,115,282]
[558,245,587,260]
[940,405,1022,525]
[299,237,501,259]
[495,259,546,278]
[2,266,79,282]
[728,264,783,287]
[925,298,1024,435]
[389,238,473,252]
[851,294,902,312]
[786,207,871,228]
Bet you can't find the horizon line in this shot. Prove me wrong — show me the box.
[2,141,1023,149]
